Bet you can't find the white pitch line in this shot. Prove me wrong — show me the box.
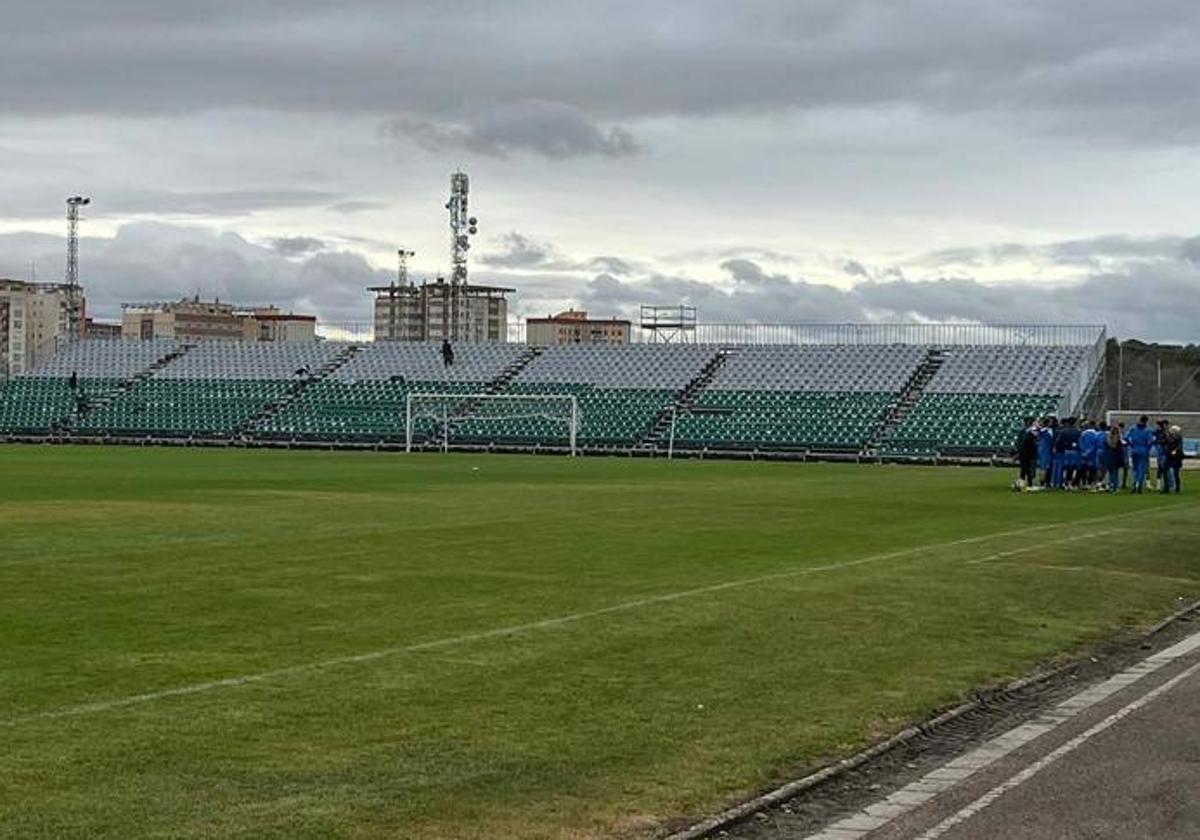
[966,528,1127,565]
[803,627,1200,840]
[914,658,1200,839]
[2,504,1195,728]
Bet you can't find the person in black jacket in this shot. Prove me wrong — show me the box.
[1016,417,1039,488]
[441,339,454,368]
[1155,419,1172,491]
[1166,425,1185,494]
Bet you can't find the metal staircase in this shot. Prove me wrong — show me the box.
[60,343,196,433]
[442,345,543,425]
[240,344,362,437]
[640,346,736,449]
[865,346,947,454]
[484,346,541,395]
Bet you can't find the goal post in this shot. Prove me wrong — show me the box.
[405,392,579,455]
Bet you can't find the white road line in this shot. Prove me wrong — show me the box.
[3,505,1194,728]
[914,658,1200,840]
[803,628,1200,840]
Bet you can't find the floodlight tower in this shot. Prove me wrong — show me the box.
[445,171,478,340]
[65,195,91,339]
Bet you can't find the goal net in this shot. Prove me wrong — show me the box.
[1106,410,1200,456]
[405,392,579,455]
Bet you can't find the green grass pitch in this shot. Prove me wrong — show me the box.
[1,446,1197,839]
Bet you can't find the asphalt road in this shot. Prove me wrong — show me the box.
[804,628,1200,840]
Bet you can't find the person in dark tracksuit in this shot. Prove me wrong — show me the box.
[1166,425,1184,494]
[1017,417,1039,488]
[1078,420,1098,487]
[441,339,455,368]
[1118,423,1131,488]
[1103,425,1124,492]
[1155,419,1172,491]
[1054,417,1081,489]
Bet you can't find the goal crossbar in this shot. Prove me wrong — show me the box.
[405,392,579,455]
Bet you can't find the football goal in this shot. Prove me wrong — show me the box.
[405,392,580,455]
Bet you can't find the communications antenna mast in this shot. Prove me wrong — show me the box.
[397,248,415,287]
[445,171,478,341]
[65,195,91,339]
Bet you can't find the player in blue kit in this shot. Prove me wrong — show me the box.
[1126,415,1155,494]
[1078,421,1098,489]
[1038,416,1056,488]
[1060,417,1083,489]
[1093,422,1110,487]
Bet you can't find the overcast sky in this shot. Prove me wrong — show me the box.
[2,1,1198,340]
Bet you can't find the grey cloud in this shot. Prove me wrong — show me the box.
[5,221,1199,345]
[588,256,638,276]
[478,231,1200,344]
[270,236,326,257]
[383,101,640,160]
[328,201,388,215]
[0,223,387,323]
[1179,236,1200,264]
[920,235,1197,271]
[843,260,870,278]
[479,233,565,269]
[572,258,1200,343]
[6,2,1200,147]
[107,189,346,216]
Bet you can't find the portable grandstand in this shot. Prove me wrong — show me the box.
[1,324,1109,462]
[0,339,177,435]
[75,342,345,438]
[883,344,1093,457]
[670,344,926,452]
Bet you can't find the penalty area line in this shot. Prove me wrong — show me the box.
[2,503,1195,728]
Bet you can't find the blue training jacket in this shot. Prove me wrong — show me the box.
[1039,428,1054,462]
[1128,424,1155,455]
[1079,428,1097,457]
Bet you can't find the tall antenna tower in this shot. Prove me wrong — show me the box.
[445,171,478,341]
[65,195,91,339]
[396,248,415,287]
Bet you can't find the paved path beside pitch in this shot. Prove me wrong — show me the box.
[803,627,1200,840]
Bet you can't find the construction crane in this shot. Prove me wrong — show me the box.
[65,195,91,339]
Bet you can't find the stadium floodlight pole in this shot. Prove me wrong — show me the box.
[65,195,91,339]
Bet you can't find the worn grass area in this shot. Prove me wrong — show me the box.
[0,446,1197,839]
